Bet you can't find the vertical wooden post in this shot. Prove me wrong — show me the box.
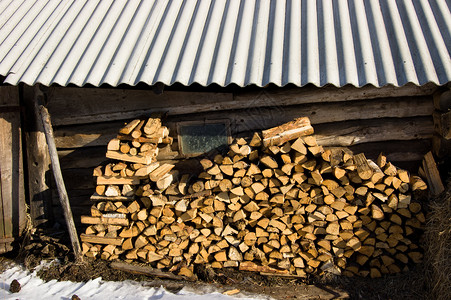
[23,85,52,227]
[0,86,27,253]
[38,105,82,261]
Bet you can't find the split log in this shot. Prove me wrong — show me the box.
[106,150,155,164]
[262,117,314,147]
[81,216,129,226]
[119,119,141,135]
[144,117,162,135]
[80,234,124,246]
[134,162,160,177]
[422,152,444,195]
[97,176,141,185]
[149,164,175,182]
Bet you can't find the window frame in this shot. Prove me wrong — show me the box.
[176,119,232,157]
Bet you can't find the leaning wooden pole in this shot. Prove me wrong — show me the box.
[38,105,82,261]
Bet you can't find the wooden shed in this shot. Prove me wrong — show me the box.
[0,0,450,245]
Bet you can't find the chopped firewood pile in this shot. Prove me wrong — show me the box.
[80,116,428,279]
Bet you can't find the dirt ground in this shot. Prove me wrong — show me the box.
[0,229,429,300]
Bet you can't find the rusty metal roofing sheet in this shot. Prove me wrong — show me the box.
[0,0,450,87]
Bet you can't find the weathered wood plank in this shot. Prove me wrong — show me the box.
[47,84,436,126]
[234,83,437,107]
[59,147,108,169]
[0,86,26,241]
[61,169,95,190]
[433,110,451,139]
[0,86,20,107]
[57,194,92,208]
[0,169,4,240]
[221,96,433,134]
[23,86,52,227]
[54,121,123,148]
[0,112,15,238]
[53,205,91,227]
[47,88,233,126]
[0,175,5,240]
[0,128,8,241]
[52,188,92,206]
[53,96,433,149]
[314,117,433,147]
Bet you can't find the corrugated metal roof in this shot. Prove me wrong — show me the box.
[0,0,450,88]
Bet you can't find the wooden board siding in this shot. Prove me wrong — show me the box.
[0,86,27,253]
[46,84,436,126]
[52,96,433,149]
[22,84,437,228]
[46,88,233,126]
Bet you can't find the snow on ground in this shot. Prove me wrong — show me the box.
[0,261,265,300]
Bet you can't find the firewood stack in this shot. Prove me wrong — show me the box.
[81,116,176,258]
[90,115,175,200]
[80,116,428,279]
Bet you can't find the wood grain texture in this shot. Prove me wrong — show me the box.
[80,234,124,246]
[47,88,233,126]
[433,110,451,139]
[23,86,53,227]
[422,152,445,195]
[0,86,26,245]
[52,96,433,149]
[314,117,433,147]
[46,84,436,126]
[234,83,437,106]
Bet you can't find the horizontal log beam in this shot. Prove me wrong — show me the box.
[314,117,433,147]
[234,83,437,107]
[47,88,233,126]
[53,96,433,149]
[47,84,436,126]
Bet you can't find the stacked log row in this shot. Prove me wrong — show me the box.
[90,115,174,198]
[105,116,172,164]
[80,117,427,278]
[81,117,176,261]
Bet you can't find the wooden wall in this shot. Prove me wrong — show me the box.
[0,86,27,253]
[22,83,437,228]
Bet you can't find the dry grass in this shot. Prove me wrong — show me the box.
[423,180,451,300]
